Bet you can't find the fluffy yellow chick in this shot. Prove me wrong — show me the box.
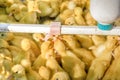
[33,41,54,70]
[21,59,42,80]
[86,36,118,80]
[51,72,70,80]
[103,46,120,80]
[75,35,94,49]
[20,11,38,24]
[0,39,9,48]
[62,35,94,69]
[12,64,27,80]
[39,66,51,80]
[0,32,14,41]
[54,39,86,80]
[37,1,53,17]
[46,57,64,75]
[21,38,40,57]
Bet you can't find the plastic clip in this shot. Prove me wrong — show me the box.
[44,22,61,41]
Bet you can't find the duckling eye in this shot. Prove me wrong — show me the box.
[56,78,59,80]
[0,33,4,37]
[20,0,25,2]
[15,71,18,74]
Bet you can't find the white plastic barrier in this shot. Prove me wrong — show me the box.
[0,23,120,35]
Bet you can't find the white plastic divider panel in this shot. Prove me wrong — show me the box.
[0,23,120,35]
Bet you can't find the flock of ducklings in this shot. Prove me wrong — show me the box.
[0,0,120,80]
[0,0,97,25]
[1,32,120,80]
